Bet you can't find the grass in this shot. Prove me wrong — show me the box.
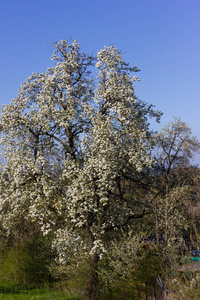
[0,279,79,299]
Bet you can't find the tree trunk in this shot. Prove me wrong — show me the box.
[85,252,99,300]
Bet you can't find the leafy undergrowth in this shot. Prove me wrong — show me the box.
[0,279,79,299]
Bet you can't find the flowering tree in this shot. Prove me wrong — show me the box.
[0,40,161,299]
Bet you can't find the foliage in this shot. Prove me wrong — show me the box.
[0,235,55,286]
[165,271,200,300]
[98,231,162,299]
[0,39,200,299]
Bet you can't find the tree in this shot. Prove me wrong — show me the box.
[151,119,200,266]
[154,118,200,176]
[0,40,161,299]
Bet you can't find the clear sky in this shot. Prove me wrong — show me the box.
[0,0,200,163]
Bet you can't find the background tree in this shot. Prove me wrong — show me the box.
[154,117,200,177]
[150,119,200,268]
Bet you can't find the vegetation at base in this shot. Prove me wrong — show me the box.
[0,279,79,300]
[0,39,200,299]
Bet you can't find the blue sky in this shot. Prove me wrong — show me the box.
[1,0,200,163]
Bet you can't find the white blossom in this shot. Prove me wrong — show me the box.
[0,39,161,262]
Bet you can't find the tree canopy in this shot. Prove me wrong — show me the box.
[0,40,161,250]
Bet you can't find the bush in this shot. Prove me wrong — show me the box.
[0,236,55,286]
[98,231,162,299]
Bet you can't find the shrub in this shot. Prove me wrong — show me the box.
[0,236,55,286]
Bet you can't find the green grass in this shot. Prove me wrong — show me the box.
[0,279,79,299]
